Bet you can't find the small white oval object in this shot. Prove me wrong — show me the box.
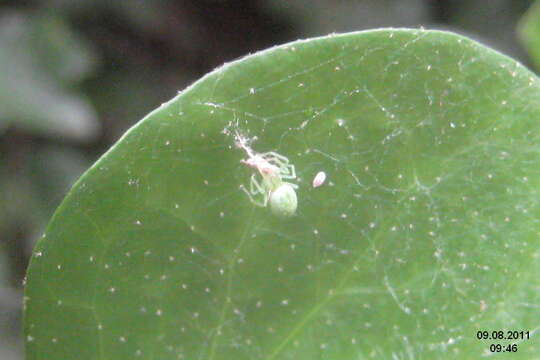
[312,171,326,188]
[270,184,297,217]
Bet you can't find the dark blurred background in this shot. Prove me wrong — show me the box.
[0,0,535,358]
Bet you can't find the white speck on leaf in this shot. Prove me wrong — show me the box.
[312,171,326,188]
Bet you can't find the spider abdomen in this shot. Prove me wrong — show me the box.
[270,184,297,217]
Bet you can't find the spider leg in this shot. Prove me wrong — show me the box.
[279,163,296,180]
[240,184,266,207]
[251,174,270,207]
[260,152,289,170]
[240,174,268,207]
[260,151,289,163]
[260,152,296,180]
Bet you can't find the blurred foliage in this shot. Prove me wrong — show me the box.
[0,1,537,359]
[0,12,99,139]
[264,0,431,35]
[519,0,540,71]
[437,0,532,60]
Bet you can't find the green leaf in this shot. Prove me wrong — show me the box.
[519,0,540,71]
[25,29,540,359]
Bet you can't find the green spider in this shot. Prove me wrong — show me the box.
[240,151,298,217]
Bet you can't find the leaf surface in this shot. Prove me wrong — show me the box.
[25,29,540,359]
